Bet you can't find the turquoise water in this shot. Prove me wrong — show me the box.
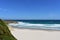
[8,20,60,30]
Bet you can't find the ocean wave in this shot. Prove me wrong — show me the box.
[8,21,60,30]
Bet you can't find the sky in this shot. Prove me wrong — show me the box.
[0,0,60,20]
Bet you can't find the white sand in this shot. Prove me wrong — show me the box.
[10,28,60,40]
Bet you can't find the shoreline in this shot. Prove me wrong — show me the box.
[9,26,60,31]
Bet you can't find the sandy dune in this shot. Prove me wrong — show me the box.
[10,28,60,40]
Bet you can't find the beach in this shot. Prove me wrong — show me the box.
[9,27,60,40]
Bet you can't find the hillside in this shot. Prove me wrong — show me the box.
[0,19,17,40]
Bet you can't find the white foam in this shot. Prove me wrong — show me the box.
[8,22,60,28]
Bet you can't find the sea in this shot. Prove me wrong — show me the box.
[8,20,60,30]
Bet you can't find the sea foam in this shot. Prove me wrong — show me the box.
[8,21,60,30]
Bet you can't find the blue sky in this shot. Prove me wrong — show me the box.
[0,0,60,19]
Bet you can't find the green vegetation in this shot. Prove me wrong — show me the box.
[0,19,17,40]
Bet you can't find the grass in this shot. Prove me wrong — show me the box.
[0,19,17,40]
